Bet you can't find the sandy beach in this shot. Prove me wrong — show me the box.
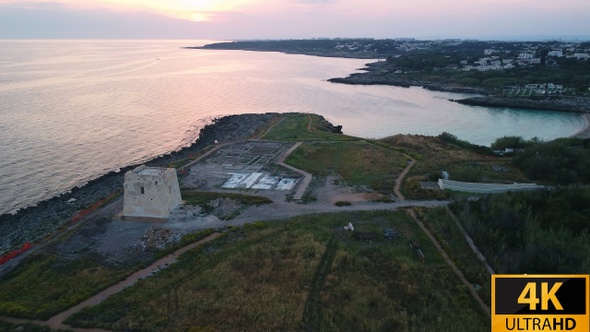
[573,113,590,138]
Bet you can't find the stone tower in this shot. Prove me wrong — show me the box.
[123,165,182,219]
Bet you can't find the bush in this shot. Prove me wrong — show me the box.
[243,221,267,230]
[335,201,352,207]
[437,132,494,156]
[491,136,540,150]
[513,137,590,184]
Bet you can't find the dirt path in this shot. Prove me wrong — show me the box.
[394,158,415,201]
[18,232,221,332]
[405,209,491,317]
[276,142,313,200]
[445,206,495,275]
[257,116,285,138]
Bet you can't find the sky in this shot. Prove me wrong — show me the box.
[1,0,589,40]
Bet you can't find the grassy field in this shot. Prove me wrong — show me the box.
[0,228,217,321]
[0,253,131,320]
[261,114,529,201]
[260,113,358,141]
[0,321,56,332]
[286,141,409,193]
[67,210,489,331]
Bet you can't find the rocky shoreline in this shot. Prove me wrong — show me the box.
[327,60,488,94]
[453,96,590,113]
[328,75,488,94]
[0,113,278,254]
[329,74,590,113]
[328,61,590,113]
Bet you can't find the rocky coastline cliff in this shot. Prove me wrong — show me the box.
[0,113,278,254]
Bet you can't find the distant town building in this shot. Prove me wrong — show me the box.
[518,52,535,60]
[123,165,182,219]
[573,53,589,60]
[547,50,564,57]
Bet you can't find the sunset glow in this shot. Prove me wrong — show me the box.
[120,0,258,19]
[1,0,589,39]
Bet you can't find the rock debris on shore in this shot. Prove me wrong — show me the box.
[0,113,278,254]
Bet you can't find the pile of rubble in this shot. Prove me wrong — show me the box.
[180,178,207,190]
[209,197,241,219]
[133,227,181,252]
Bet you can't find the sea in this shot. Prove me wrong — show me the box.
[0,39,586,215]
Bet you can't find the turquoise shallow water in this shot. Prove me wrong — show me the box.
[0,40,585,214]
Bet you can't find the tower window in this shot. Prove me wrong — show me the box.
[141,187,145,194]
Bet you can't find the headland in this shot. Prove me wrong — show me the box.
[1,112,589,332]
[197,39,590,114]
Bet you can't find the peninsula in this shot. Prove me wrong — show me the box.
[197,39,590,113]
[1,113,589,331]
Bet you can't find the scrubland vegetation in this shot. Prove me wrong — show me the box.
[286,140,408,194]
[66,211,489,331]
[0,254,131,320]
[512,137,590,185]
[450,188,590,274]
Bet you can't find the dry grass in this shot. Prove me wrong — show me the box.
[67,211,489,332]
[68,226,326,331]
[260,113,357,141]
[0,254,130,320]
[380,134,530,199]
[286,141,408,193]
[380,134,485,175]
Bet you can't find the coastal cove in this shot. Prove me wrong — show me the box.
[0,39,586,218]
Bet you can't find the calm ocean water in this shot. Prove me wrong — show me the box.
[0,40,585,215]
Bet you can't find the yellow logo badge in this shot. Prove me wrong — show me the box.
[492,275,589,331]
